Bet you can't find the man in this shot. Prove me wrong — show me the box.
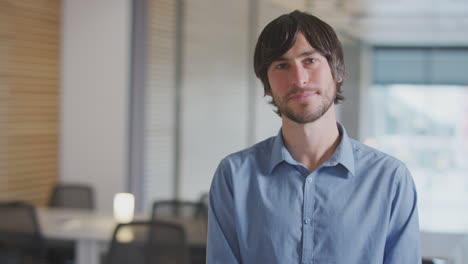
[207,10,420,264]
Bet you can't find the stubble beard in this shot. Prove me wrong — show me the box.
[272,87,336,124]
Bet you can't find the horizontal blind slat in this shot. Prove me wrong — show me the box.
[0,0,59,206]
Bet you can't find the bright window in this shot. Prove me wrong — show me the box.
[366,84,468,212]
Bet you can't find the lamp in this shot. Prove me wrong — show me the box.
[113,193,135,223]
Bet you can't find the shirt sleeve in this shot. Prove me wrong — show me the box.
[383,164,421,263]
[206,159,241,264]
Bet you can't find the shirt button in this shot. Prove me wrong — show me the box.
[307,178,312,183]
[304,218,311,225]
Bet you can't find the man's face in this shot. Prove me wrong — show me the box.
[266,32,337,124]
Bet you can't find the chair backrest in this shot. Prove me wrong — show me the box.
[199,193,208,209]
[151,200,204,220]
[106,221,189,264]
[194,193,209,220]
[48,184,94,210]
[0,201,45,261]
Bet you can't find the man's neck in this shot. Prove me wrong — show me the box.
[281,106,341,172]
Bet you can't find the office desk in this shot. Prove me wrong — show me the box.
[38,208,207,264]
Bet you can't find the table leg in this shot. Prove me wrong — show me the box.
[76,240,100,264]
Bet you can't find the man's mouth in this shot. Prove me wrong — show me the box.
[288,90,319,101]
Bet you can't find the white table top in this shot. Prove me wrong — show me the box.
[39,208,117,241]
[38,208,207,245]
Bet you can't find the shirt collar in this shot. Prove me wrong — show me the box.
[323,123,355,177]
[268,129,295,173]
[268,122,355,177]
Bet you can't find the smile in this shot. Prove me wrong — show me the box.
[288,91,318,101]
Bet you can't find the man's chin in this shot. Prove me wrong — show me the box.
[283,111,321,124]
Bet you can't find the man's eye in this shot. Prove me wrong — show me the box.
[275,63,287,69]
[305,58,316,64]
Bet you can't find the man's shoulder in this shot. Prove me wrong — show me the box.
[348,138,407,171]
[346,138,413,192]
[218,135,276,171]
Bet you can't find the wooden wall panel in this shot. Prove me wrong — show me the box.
[0,0,60,206]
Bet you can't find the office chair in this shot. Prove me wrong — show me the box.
[151,200,204,220]
[0,201,48,264]
[105,221,189,264]
[195,193,209,220]
[47,184,95,264]
[48,184,94,210]
[151,200,207,264]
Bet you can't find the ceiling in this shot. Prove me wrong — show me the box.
[270,0,468,46]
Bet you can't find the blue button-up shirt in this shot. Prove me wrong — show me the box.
[207,124,420,263]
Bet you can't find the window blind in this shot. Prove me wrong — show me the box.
[143,0,177,211]
[0,0,60,206]
[373,47,468,85]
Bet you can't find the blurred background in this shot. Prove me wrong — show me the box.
[0,0,467,261]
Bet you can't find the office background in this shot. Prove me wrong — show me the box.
[1,0,467,219]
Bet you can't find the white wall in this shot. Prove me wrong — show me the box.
[60,0,132,212]
[179,0,250,200]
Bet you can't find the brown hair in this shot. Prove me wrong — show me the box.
[254,10,345,106]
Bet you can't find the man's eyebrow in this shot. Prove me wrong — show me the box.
[272,50,318,62]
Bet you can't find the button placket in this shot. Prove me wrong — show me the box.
[301,171,315,263]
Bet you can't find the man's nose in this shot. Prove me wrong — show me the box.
[290,64,309,88]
